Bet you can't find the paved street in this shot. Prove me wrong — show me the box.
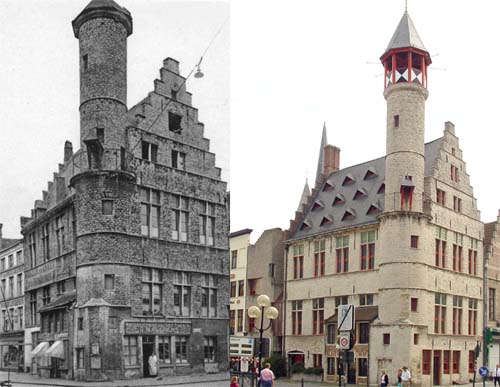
[0,372,496,387]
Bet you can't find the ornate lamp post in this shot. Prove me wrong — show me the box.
[248,294,279,386]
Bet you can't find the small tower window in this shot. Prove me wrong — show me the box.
[171,88,178,100]
[410,235,419,249]
[102,200,114,215]
[394,115,399,128]
[169,112,183,134]
[83,54,89,71]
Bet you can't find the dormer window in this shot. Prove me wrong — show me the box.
[300,221,312,231]
[364,168,377,180]
[320,216,333,227]
[332,194,345,206]
[367,204,381,215]
[342,175,354,186]
[322,182,334,192]
[342,209,356,221]
[377,184,385,194]
[353,188,367,200]
[312,200,324,211]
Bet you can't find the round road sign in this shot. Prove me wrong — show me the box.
[479,366,489,378]
[339,336,349,349]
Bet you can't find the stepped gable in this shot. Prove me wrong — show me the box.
[126,57,221,180]
[289,138,443,240]
[21,142,77,227]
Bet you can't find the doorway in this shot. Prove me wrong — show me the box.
[347,361,356,384]
[142,336,154,377]
[433,350,441,385]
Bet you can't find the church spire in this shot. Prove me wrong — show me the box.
[297,179,310,212]
[315,123,328,185]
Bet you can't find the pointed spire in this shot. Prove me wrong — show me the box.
[315,123,328,185]
[385,11,427,52]
[297,180,310,212]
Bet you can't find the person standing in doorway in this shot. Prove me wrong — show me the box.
[401,366,411,387]
[148,352,158,377]
[494,365,500,386]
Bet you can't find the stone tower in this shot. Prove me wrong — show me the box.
[376,10,432,366]
[72,0,133,170]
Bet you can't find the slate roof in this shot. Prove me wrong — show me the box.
[385,12,427,52]
[289,138,442,240]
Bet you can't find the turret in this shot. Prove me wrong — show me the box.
[72,0,133,170]
[381,11,431,212]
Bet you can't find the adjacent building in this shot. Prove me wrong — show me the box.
[229,228,285,358]
[0,227,24,372]
[284,11,484,386]
[22,0,228,381]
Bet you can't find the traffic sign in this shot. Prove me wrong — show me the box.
[338,332,350,349]
[338,304,355,331]
[479,366,489,378]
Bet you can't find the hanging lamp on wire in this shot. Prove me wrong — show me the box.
[194,56,204,78]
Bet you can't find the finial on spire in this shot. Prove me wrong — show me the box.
[405,0,408,12]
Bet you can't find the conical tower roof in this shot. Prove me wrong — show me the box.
[385,12,427,52]
[72,0,133,38]
[297,180,310,212]
[315,123,328,185]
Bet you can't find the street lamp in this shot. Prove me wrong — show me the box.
[248,294,279,386]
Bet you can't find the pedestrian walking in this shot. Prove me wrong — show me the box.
[494,365,500,386]
[401,366,411,387]
[230,375,240,387]
[260,363,275,387]
[380,369,389,387]
[397,368,403,387]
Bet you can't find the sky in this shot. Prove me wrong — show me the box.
[230,0,500,241]
[1,1,500,243]
[0,0,229,238]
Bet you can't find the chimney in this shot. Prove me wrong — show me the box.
[323,145,340,175]
[64,141,73,163]
[444,121,455,135]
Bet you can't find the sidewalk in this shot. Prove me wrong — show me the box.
[0,371,229,387]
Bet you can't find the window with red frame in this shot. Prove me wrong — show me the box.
[314,240,326,277]
[248,317,256,332]
[435,293,447,334]
[453,244,463,272]
[383,333,390,345]
[468,299,477,335]
[422,350,431,375]
[437,189,446,205]
[361,230,376,270]
[443,350,450,374]
[435,239,446,268]
[248,279,256,296]
[336,236,349,273]
[453,196,462,212]
[410,235,419,248]
[452,296,463,335]
[468,351,474,373]
[411,298,418,312]
[452,351,460,373]
[451,165,459,182]
[291,300,303,335]
[469,238,478,275]
[293,245,304,279]
[313,354,322,368]
[312,298,324,335]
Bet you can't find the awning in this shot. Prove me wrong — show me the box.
[30,342,49,358]
[45,341,64,359]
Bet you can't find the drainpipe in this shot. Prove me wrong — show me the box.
[283,245,289,371]
[484,244,492,367]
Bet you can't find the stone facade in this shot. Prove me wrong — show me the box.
[21,0,228,381]
[0,236,24,372]
[284,12,484,387]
